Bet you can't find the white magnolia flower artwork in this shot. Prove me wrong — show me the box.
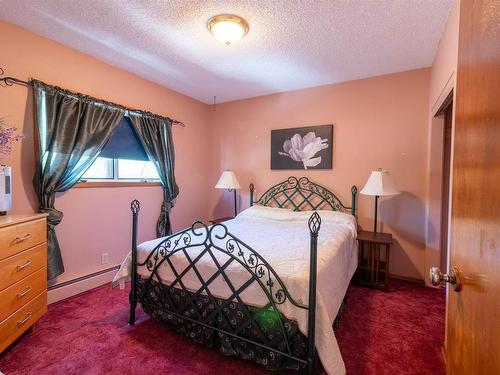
[278,131,329,169]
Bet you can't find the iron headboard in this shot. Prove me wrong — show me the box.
[249,176,357,216]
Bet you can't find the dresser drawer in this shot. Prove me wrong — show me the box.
[0,219,46,260]
[0,291,47,353]
[0,267,47,322]
[0,243,46,291]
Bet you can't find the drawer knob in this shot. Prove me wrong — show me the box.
[15,234,31,243]
[17,286,32,299]
[17,312,33,327]
[16,260,32,271]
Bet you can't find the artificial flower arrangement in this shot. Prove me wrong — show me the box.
[0,117,24,161]
[0,118,23,214]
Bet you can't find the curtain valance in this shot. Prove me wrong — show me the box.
[29,79,185,127]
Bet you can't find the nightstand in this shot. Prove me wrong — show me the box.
[356,230,392,290]
[209,217,234,225]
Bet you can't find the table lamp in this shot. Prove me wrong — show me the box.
[215,170,241,217]
[360,168,400,232]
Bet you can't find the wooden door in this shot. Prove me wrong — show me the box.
[446,0,500,373]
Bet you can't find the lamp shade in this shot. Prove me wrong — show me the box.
[215,170,241,190]
[360,169,400,196]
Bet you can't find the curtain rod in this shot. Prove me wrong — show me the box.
[0,68,185,127]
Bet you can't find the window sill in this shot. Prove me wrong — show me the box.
[74,181,162,188]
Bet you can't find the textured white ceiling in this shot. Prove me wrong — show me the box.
[0,0,454,104]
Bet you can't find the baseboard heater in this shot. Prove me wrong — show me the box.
[47,265,121,304]
[49,266,118,291]
[48,265,120,291]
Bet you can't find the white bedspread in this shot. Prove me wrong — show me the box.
[113,206,357,375]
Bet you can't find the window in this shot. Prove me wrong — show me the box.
[80,117,160,182]
[82,157,160,181]
[117,159,159,179]
[81,157,114,179]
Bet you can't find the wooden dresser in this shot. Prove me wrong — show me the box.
[0,214,48,353]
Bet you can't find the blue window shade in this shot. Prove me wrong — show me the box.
[100,117,149,161]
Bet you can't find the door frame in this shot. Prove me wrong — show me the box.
[435,91,454,273]
[426,85,457,290]
[427,86,458,364]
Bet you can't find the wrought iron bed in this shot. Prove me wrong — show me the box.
[128,176,357,374]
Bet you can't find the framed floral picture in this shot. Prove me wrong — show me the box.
[271,124,333,170]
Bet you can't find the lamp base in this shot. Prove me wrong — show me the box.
[233,189,237,217]
[373,195,379,233]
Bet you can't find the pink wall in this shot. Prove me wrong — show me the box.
[208,69,431,280]
[429,1,460,113]
[0,20,211,285]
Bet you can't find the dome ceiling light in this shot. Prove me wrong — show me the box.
[207,14,249,45]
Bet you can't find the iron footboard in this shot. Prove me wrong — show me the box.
[128,200,321,374]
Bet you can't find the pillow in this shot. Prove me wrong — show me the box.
[300,209,355,222]
[237,206,357,237]
[237,205,293,220]
[299,210,358,237]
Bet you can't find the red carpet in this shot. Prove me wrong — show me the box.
[0,280,445,374]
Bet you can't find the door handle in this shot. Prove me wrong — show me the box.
[429,266,462,291]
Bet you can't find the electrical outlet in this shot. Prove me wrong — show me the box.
[101,252,109,265]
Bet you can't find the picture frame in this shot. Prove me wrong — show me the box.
[271,124,333,170]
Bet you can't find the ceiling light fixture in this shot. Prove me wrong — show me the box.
[208,14,249,46]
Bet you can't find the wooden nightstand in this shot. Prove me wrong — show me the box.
[356,230,392,290]
[209,217,234,225]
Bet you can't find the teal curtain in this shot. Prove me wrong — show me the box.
[129,115,179,237]
[32,80,124,279]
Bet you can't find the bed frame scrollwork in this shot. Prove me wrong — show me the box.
[250,176,357,215]
[128,177,357,374]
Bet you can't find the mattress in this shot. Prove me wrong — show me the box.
[114,205,358,375]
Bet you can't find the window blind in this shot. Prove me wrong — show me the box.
[99,116,149,161]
